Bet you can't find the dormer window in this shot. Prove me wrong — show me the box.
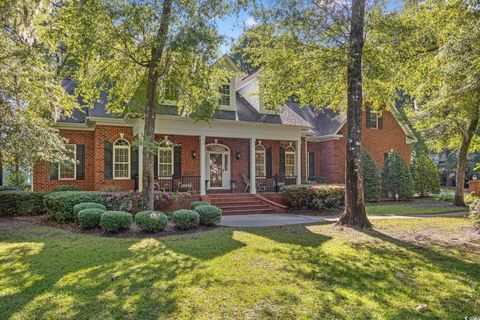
[219,84,230,106]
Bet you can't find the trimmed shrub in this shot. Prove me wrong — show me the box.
[362,151,381,202]
[44,192,105,222]
[77,208,104,229]
[73,202,107,219]
[172,209,200,230]
[468,199,480,229]
[100,211,132,232]
[53,185,81,192]
[282,184,345,210]
[381,152,414,200]
[411,151,441,197]
[0,191,46,216]
[190,201,210,210]
[194,205,222,226]
[135,211,168,232]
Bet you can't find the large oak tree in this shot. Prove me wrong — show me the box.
[52,0,235,209]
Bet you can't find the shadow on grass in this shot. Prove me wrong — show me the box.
[0,225,245,319]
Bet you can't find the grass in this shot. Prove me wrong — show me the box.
[366,202,466,216]
[0,218,479,319]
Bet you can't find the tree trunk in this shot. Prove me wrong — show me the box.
[0,152,3,186]
[454,115,479,207]
[141,0,173,210]
[337,0,371,228]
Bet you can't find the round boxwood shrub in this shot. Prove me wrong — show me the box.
[100,211,132,232]
[135,211,168,232]
[190,201,210,210]
[77,208,104,229]
[73,202,107,219]
[194,205,222,226]
[44,192,105,222]
[362,150,381,202]
[381,152,414,200]
[172,209,200,230]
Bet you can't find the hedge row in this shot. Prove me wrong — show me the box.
[0,191,47,216]
[282,184,345,210]
[44,192,105,222]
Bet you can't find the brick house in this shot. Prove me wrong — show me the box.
[33,56,415,197]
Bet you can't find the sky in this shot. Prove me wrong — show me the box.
[217,10,256,54]
[215,0,404,54]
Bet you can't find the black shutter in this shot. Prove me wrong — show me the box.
[153,150,158,178]
[279,147,285,176]
[366,108,371,128]
[378,115,383,129]
[173,145,181,177]
[49,164,58,180]
[76,144,85,180]
[104,141,113,180]
[308,151,315,178]
[131,147,138,179]
[247,146,251,178]
[266,147,272,178]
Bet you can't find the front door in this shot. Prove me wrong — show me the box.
[207,150,230,189]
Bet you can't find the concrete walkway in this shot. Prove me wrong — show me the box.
[220,211,466,227]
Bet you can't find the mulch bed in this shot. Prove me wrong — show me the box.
[10,214,219,238]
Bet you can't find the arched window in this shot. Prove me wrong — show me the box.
[158,146,174,177]
[113,139,130,179]
[255,144,266,177]
[285,145,296,177]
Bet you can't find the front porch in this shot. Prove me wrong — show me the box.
[153,174,298,194]
[133,115,308,195]
[149,136,303,195]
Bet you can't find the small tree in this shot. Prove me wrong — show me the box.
[362,151,380,202]
[382,152,414,200]
[411,151,441,197]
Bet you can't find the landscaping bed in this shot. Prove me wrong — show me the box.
[10,214,219,238]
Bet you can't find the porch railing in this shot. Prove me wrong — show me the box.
[255,175,297,193]
[155,176,200,194]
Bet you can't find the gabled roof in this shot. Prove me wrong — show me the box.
[286,103,346,136]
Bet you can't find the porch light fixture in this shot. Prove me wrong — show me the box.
[236,151,241,160]
[192,150,197,159]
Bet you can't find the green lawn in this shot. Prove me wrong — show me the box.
[1,218,479,319]
[366,203,466,216]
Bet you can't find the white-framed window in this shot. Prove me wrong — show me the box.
[59,144,76,180]
[369,111,378,129]
[255,144,266,177]
[113,139,130,179]
[219,84,230,106]
[285,145,296,177]
[158,146,174,177]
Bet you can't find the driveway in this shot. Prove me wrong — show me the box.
[220,211,466,227]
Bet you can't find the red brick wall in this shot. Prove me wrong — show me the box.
[33,129,96,191]
[313,110,412,183]
[33,126,137,192]
[155,134,200,176]
[93,125,136,191]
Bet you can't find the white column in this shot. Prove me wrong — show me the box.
[250,138,256,194]
[296,138,302,185]
[200,135,206,195]
[305,137,308,179]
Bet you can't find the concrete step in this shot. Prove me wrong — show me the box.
[216,203,269,210]
[222,208,276,215]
